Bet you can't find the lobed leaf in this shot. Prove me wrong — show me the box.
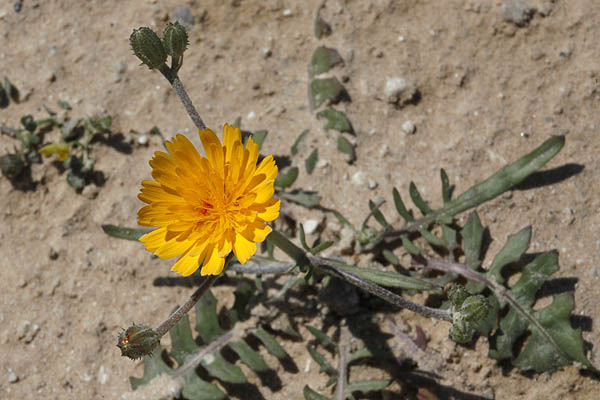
[316,108,353,133]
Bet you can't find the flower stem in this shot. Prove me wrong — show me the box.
[155,274,220,338]
[267,229,451,322]
[158,64,207,130]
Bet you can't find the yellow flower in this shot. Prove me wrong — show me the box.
[138,124,280,276]
[38,143,70,161]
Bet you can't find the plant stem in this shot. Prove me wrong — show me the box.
[173,330,235,378]
[158,64,207,130]
[155,274,220,337]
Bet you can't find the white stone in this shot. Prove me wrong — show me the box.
[384,77,416,105]
[303,219,320,235]
[352,171,366,186]
[368,179,378,190]
[402,120,416,134]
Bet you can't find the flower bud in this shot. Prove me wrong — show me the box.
[0,154,24,179]
[130,27,167,70]
[117,323,160,359]
[449,314,474,344]
[162,22,188,58]
[460,295,491,323]
[447,285,469,309]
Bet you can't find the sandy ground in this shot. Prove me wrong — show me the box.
[1,0,599,399]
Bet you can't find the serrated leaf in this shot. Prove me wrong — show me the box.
[252,130,268,149]
[306,148,318,175]
[229,340,270,372]
[254,328,289,359]
[291,129,309,155]
[316,108,353,133]
[181,372,226,400]
[170,314,200,366]
[129,345,171,390]
[347,379,391,394]
[310,77,346,109]
[274,167,298,189]
[486,226,531,286]
[310,46,343,77]
[392,188,414,222]
[368,200,389,227]
[306,326,337,350]
[195,290,225,343]
[514,294,592,371]
[304,385,331,400]
[102,224,150,241]
[336,135,355,163]
[440,168,451,203]
[202,352,246,384]
[409,182,433,215]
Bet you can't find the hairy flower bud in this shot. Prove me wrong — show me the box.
[448,285,469,309]
[450,314,474,344]
[130,27,167,70]
[162,22,188,58]
[117,323,159,359]
[460,295,492,323]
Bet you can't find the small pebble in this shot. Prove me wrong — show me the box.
[171,6,195,28]
[352,171,366,186]
[402,120,416,134]
[379,144,390,157]
[8,372,18,383]
[247,111,256,120]
[384,76,417,106]
[49,248,59,260]
[502,0,535,27]
[316,159,330,169]
[368,179,378,190]
[137,135,149,146]
[303,219,320,235]
[282,9,293,16]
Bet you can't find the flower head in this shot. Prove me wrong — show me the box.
[138,124,280,276]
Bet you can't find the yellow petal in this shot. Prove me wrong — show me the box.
[155,237,194,259]
[171,251,201,276]
[223,124,242,163]
[139,227,168,252]
[233,232,257,264]
[200,248,226,275]
[257,198,281,222]
[240,221,272,243]
[198,128,224,176]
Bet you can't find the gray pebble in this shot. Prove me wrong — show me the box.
[8,371,18,383]
[384,77,417,106]
[502,0,535,27]
[172,6,194,28]
[368,179,378,190]
[303,219,321,235]
[352,171,366,186]
[402,120,416,134]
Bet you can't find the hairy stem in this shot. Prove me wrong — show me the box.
[173,330,235,378]
[159,64,207,130]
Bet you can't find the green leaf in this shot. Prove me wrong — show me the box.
[254,328,289,359]
[305,148,318,175]
[310,77,346,109]
[229,340,270,372]
[21,115,37,133]
[291,129,309,155]
[304,385,331,400]
[252,130,268,149]
[382,249,399,265]
[486,226,531,286]
[311,241,334,255]
[347,379,391,394]
[102,224,150,241]
[4,76,18,103]
[328,260,438,290]
[195,290,225,343]
[368,200,389,228]
[419,228,444,247]
[336,135,355,163]
[392,188,414,222]
[461,212,484,271]
[306,326,337,350]
[310,46,343,77]
[409,182,433,215]
[440,168,451,204]
[281,191,321,208]
[274,167,298,189]
[401,235,422,255]
[170,314,200,366]
[316,108,353,133]
[129,345,171,390]
[514,294,592,371]
[57,100,72,110]
[441,224,458,250]
[181,372,226,400]
[201,352,246,384]
[307,345,337,377]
